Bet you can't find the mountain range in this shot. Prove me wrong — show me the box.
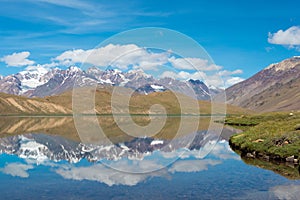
[225,56,300,112]
[0,66,217,100]
[0,126,236,163]
[1,56,299,113]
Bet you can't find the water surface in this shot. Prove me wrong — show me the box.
[0,117,299,199]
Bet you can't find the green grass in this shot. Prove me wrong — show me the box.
[228,112,300,162]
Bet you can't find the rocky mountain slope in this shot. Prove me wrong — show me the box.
[225,56,300,112]
[0,92,71,115]
[0,87,248,116]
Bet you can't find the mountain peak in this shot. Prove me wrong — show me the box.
[225,56,300,112]
[265,56,300,72]
[67,66,82,73]
[128,69,152,78]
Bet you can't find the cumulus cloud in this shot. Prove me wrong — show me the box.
[270,184,300,200]
[0,163,34,178]
[160,70,207,80]
[225,77,245,86]
[161,69,243,88]
[168,57,222,71]
[56,162,167,186]
[268,26,300,49]
[55,44,169,70]
[218,69,243,76]
[216,70,244,87]
[206,140,241,160]
[56,157,224,186]
[55,44,223,72]
[1,43,243,88]
[25,62,59,72]
[169,159,221,173]
[1,51,35,67]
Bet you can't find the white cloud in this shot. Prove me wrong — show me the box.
[225,77,245,86]
[169,57,222,71]
[55,44,169,70]
[25,62,59,71]
[161,69,243,88]
[1,51,35,67]
[217,70,244,87]
[2,43,242,89]
[37,0,94,11]
[218,69,243,76]
[268,26,300,48]
[270,184,300,200]
[55,44,224,72]
[207,140,241,160]
[168,159,221,173]
[161,71,207,80]
[56,162,167,186]
[0,163,34,178]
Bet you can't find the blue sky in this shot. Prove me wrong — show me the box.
[0,0,300,86]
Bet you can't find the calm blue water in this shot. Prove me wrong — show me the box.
[0,139,299,200]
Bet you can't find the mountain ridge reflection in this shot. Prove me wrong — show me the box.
[0,139,238,186]
[0,116,240,185]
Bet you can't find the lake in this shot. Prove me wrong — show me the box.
[0,117,299,199]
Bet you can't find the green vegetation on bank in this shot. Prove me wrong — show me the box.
[228,112,300,163]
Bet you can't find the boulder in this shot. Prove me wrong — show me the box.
[286,155,294,162]
[246,153,255,158]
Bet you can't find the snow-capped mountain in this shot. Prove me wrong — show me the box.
[0,125,238,163]
[16,66,50,94]
[0,66,218,100]
[0,66,53,96]
[0,131,210,163]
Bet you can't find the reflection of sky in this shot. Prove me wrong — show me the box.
[0,141,300,199]
[270,184,300,200]
[54,141,241,186]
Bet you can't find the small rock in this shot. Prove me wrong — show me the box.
[246,153,255,158]
[258,152,264,157]
[253,139,264,143]
[286,155,295,162]
[263,155,270,161]
[289,112,294,116]
[294,159,299,164]
[283,141,289,145]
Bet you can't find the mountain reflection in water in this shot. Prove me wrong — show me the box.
[0,117,300,199]
[0,132,236,186]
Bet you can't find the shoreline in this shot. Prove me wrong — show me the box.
[227,112,300,166]
[229,139,300,165]
[0,113,230,117]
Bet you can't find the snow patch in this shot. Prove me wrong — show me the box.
[150,84,164,90]
[18,136,49,163]
[150,140,164,146]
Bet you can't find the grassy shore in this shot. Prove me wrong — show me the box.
[228,112,300,164]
